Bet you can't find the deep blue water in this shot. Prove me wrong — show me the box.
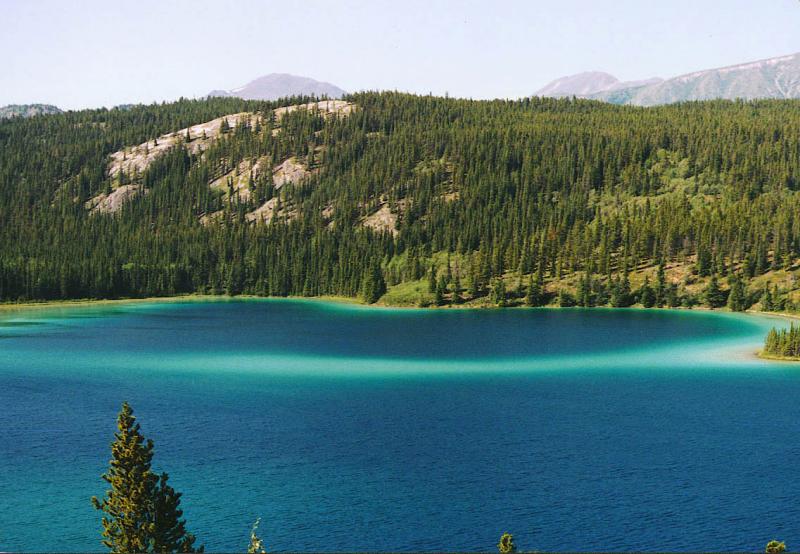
[0,299,798,552]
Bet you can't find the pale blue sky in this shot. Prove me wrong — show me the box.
[2,0,799,109]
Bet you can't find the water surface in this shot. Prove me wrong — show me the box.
[0,299,797,551]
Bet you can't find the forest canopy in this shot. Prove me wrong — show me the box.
[2,93,800,310]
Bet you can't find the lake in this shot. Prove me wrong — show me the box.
[0,299,798,552]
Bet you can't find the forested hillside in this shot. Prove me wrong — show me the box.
[2,92,800,311]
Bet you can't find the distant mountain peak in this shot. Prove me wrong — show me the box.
[208,73,346,101]
[535,71,620,97]
[538,52,800,106]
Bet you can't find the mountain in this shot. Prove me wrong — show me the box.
[539,53,800,106]
[208,73,346,101]
[534,71,620,97]
[609,53,800,106]
[0,104,61,118]
[535,72,662,98]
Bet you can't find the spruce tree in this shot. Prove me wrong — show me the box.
[704,275,726,308]
[152,473,201,553]
[92,402,159,553]
[93,403,201,553]
[727,274,746,312]
[361,264,386,304]
[639,277,655,308]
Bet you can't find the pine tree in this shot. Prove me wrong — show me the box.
[361,264,386,304]
[655,263,666,307]
[452,273,462,304]
[525,273,542,307]
[152,473,201,553]
[92,402,159,553]
[762,286,775,312]
[92,403,201,553]
[427,265,437,293]
[704,275,726,308]
[498,533,516,554]
[727,274,746,312]
[491,277,506,307]
[639,277,655,308]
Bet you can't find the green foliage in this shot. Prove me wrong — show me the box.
[491,277,507,307]
[727,274,747,312]
[763,324,800,359]
[497,532,516,554]
[638,277,655,308]
[558,289,576,307]
[766,540,786,554]
[704,275,726,308]
[2,94,800,310]
[92,403,200,553]
[361,263,386,304]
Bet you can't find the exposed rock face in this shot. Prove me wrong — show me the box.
[93,100,355,218]
[108,112,260,179]
[273,100,355,120]
[362,204,398,236]
[272,157,311,189]
[84,184,144,214]
[208,73,346,100]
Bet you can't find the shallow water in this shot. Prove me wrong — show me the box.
[0,299,797,551]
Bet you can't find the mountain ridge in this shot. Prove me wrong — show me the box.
[208,73,346,101]
[539,52,800,105]
[0,104,62,118]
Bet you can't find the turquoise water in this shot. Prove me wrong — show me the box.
[0,299,797,552]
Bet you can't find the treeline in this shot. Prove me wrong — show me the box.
[763,324,800,359]
[3,93,800,307]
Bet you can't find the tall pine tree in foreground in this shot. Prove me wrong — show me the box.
[92,402,201,553]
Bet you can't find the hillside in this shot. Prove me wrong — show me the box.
[208,73,346,100]
[540,53,800,105]
[0,104,62,118]
[2,93,800,314]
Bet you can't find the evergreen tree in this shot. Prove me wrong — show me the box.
[92,402,159,553]
[610,273,633,307]
[655,263,666,307]
[727,274,746,312]
[498,533,516,554]
[152,474,201,553]
[427,265,437,294]
[558,289,576,307]
[525,273,542,307]
[638,277,655,308]
[491,277,506,307]
[361,264,386,304]
[704,275,726,308]
[92,403,201,553]
[761,286,775,312]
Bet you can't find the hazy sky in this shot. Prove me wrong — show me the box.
[2,0,799,109]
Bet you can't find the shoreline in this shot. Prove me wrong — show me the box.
[4,293,800,365]
[3,293,800,319]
